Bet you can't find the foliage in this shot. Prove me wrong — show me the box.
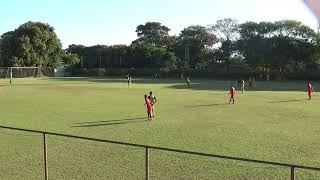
[0,21,63,68]
[132,22,172,48]
[237,20,320,78]
[174,25,218,68]
[1,20,319,79]
[62,52,80,65]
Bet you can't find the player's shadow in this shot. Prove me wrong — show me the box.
[208,93,228,96]
[75,117,146,124]
[72,117,147,128]
[268,99,307,103]
[185,103,229,107]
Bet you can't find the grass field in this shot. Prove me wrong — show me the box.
[0,77,319,179]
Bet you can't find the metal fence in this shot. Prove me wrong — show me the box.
[0,125,319,180]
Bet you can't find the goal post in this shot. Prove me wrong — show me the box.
[7,67,40,78]
[0,67,54,79]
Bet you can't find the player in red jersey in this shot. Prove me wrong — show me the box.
[307,81,314,100]
[229,86,236,104]
[144,95,152,120]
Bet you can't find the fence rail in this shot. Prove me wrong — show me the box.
[0,125,319,180]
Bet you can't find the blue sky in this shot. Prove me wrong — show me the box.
[0,0,318,48]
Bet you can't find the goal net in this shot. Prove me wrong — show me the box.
[0,67,54,78]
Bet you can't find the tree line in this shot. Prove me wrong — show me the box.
[1,20,319,79]
[67,19,320,79]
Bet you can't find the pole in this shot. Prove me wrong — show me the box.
[99,56,102,68]
[145,147,149,180]
[291,166,295,180]
[81,56,83,68]
[43,133,48,180]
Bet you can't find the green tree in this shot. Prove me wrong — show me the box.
[175,25,217,69]
[0,21,63,68]
[132,22,172,48]
[142,43,177,70]
[211,18,239,41]
[237,20,320,78]
[62,52,80,65]
[210,18,239,72]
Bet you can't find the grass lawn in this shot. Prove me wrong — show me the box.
[0,77,319,179]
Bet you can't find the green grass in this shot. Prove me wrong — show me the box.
[0,77,319,179]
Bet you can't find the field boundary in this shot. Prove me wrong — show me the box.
[0,125,319,180]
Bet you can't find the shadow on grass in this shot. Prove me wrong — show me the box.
[75,117,146,124]
[1,83,95,87]
[268,99,307,103]
[72,117,147,128]
[25,77,314,92]
[185,103,229,107]
[46,77,182,85]
[169,82,310,92]
[208,93,229,96]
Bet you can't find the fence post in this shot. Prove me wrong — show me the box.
[43,133,48,180]
[145,147,149,180]
[291,166,295,180]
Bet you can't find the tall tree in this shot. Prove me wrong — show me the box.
[210,18,239,41]
[0,21,64,67]
[237,20,320,78]
[132,22,172,48]
[175,25,217,69]
[210,18,239,71]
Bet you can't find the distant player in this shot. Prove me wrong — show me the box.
[307,81,314,100]
[127,74,132,88]
[229,86,236,104]
[10,70,13,85]
[186,76,191,88]
[241,79,245,93]
[154,73,160,79]
[148,91,157,118]
[144,95,152,120]
[248,77,253,88]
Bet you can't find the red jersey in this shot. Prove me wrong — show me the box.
[307,83,314,92]
[230,87,236,96]
[145,98,152,112]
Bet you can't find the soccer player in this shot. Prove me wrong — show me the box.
[155,73,160,79]
[307,81,314,100]
[10,70,13,85]
[186,76,191,88]
[241,79,245,93]
[248,77,253,88]
[148,91,157,118]
[229,86,236,104]
[144,95,152,120]
[127,74,132,88]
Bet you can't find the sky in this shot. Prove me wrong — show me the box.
[0,0,318,48]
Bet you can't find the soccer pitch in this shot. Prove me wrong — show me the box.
[0,77,319,179]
